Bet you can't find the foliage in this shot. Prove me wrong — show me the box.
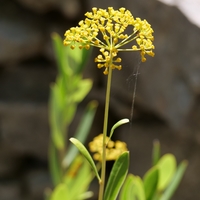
[46,33,97,200]
[120,141,188,200]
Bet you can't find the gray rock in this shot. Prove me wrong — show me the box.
[0,102,49,160]
[16,0,83,19]
[16,0,57,12]
[0,181,21,200]
[0,149,22,178]
[0,63,56,102]
[24,169,52,200]
[0,1,45,65]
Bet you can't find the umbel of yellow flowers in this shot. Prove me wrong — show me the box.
[89,134,128,161]
[64,7,155,75]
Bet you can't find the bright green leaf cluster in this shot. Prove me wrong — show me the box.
[50,156,93,200]
[50,33,93,150]
[119,141,188,200]
[46,33,97,200]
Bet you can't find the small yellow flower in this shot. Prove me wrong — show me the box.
[89,134,128,161]
[64,7,155,74]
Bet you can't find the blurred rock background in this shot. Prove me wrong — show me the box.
[0,0,200,199]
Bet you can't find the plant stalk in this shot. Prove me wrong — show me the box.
[98,67,113,200]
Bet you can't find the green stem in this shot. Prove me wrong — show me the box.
[98,67,113,200]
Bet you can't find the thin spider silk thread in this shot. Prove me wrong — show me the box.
[129,59,141,126]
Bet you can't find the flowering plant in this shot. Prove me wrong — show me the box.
[64,7,155,200]
[47,7,187,200]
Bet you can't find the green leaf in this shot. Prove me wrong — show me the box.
[160,160,188,200]
[50,183,68,200]
[131,176,145,200]
[143,166,159,200]
[76,191,93,200]
[49,142,62,186]
[109,118,129,140]
[67,45,83,65]
[51,33,72,76]
[157,154,176,191]
[152,140,160,166]
[49,85,65,149]
[64,103,77,126]
[120,174,145,200]
[77,47,92,74]
[64,156,93,199]
[104,152,129,200]
[119,174,134,200]
[67,45,92,74]
[72,79,93,103]
[69,138,101,182]
[63,101,98,168]
[52,32,92,76]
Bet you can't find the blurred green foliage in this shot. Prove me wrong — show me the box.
[46,33,97,200]
[119,141,188,200]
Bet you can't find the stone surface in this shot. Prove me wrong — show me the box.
[24,169,52,200]
[0,149,22,178]
[0,181,22,200]
[0,103,49,159]
[0,0,45,65]
[16,0,84,19]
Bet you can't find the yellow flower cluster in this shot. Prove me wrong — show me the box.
[89,134,128,161]
[64,7,155,75]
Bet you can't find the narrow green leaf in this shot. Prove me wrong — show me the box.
[120,174,145,200]
[157,154,177,191]
[67,46,92,74]
[132,176,146,200]
[152,139,160,166]
[109,118,129,140]
[52,33,92,76]
[63,101,98,168]
[69,138,101,182]
[64,156,93,199]
[67,46,83,65]
[51,33,72,76]
[51,33,64,73]
[160,160,188,200]
[77,47,92,74]
[50,183,68,200]
[49,85,65,149]
[104,151,129,200]
[64,103,77,126]
[76,191,94,200]
[62,42,92,75]
[119,174,134,200]
[49,141,62,186]
[72,79,93,102]
[143,166,159,200]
